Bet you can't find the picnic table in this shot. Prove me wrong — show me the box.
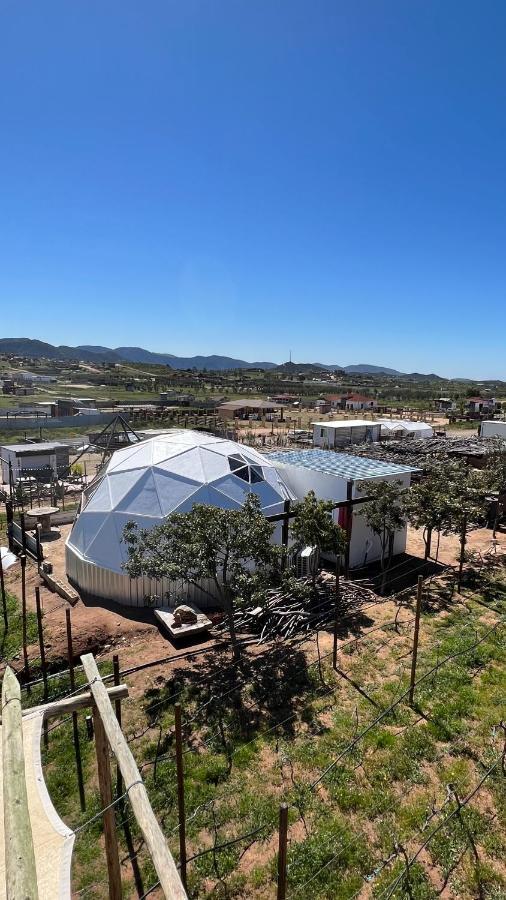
[25,506,59,539]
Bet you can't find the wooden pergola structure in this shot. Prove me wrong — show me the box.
[0,656,187,899]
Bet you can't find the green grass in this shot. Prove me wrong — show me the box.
[0,589,38,661]
[30,564,506,899]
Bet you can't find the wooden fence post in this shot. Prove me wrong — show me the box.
[457,513,468,593]
[35,523,43,566]
[281,500,290,570]
[93,704,122,900]
[6,499,14,551]
[277,803,289,900]
[20,554,30,687]
[332,557,341,670]
[113,654,123,799]
[20,512,27,555]
[0,547,7,630]
[66,608,86,811]
[81,653,187,899]
[2,667,39,900]
[174,703,187,889]
[35,587,49,747]
[344,481,353,578]
[408,576,423,706]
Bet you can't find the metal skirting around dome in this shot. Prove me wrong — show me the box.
[65,542,220,608]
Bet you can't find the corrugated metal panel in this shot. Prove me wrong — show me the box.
[65,543,218,609]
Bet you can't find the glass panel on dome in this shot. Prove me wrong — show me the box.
[228,454,247,472]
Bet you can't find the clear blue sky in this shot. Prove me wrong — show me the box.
[1,1,505,378]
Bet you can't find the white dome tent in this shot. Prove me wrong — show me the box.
[377,420,433,440]
[65,430,293,607]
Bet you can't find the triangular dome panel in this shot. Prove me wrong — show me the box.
[108,470,146,507]
[154,447,206,484]
[151,469,202,515]
[83,477,112,513]
[115,469,164,518]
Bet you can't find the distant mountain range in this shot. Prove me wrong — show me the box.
[0,337,437,377]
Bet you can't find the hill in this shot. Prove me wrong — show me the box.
[0,338,121,363]
[0,338,455,379]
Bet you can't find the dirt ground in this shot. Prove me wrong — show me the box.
[2,523,220,700]
[3,520,505,699]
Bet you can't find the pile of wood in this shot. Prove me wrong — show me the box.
[214,574,378,643]
[341,435,505,471]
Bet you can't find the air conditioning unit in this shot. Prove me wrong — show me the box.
[294,545,320,578]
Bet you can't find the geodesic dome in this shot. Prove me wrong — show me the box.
[65,430,294,606]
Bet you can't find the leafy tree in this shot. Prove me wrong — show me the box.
[441,464,489,588]
[484,444,506,536]
[358,480,407,592]
[405,462,461,561]
[290,490,346,587]
[122,494,277,657]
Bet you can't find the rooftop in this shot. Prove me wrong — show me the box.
[312,419,378,429]
[219,399,280,410]
[377,419,433,432]
[1,442,69,454]
[267,448,419,481]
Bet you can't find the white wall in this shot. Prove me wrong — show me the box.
[313,423,381,448]
[345,473,411,568]
[480,420,506,438]
[1,449,58,482]
[277,462,411,568]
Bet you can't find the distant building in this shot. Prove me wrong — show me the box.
[15,372,57,384]
[1,442,70,483]
[377,420,433,440]
[344,394,378,411]
[433,397,456,412]
[324,394,347,410]
[269,394,299,405]
[55,397,97,417]
[312,420,381,448]
[159,392,195,407]
[479,420,506,439]
[467,397,497,416]
[217,399,283,421]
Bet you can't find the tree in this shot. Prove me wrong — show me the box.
[290,491,346,588]
[405,462,461,561]
[122,494,278,657]
[358,480,407,592]
[442,465,489,590]
[484,444,506,537]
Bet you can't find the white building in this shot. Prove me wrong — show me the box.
[65,430,294,607]
[479,421,506,439]
[344,394,378,411]
[313,420,381,449]
[269,449,417,569]
[377,420,434,440]
[1,442,70,483]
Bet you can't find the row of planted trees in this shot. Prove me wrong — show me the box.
[121,450,505,654]
[364,451,505,591]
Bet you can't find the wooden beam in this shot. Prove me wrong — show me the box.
[1,666,39,900]
[0,684,128,725]
[93,704,122,900]
[81,653,187,899]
